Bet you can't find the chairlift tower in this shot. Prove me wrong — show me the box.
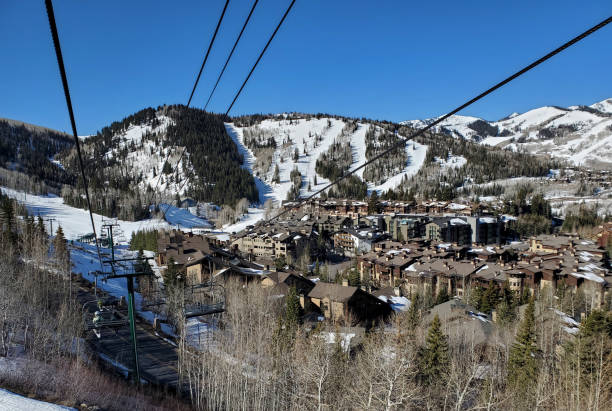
[87,235,155,384]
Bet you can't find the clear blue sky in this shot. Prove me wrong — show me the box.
[1,0,610,135]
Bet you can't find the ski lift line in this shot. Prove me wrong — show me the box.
[250,14,612,230]
[44,0,104,270]
[224,0,296,116]
[204,0,260,111]
[187,0,231,108]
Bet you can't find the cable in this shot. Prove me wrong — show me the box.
[225,0,296,116]
[204,0,259,111]
[158,0,295,221]
[187,0,231,108]
[45,0,104,268]
[252,14,612,228]
[151,0,231,218]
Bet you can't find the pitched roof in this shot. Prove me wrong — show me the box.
[308,282,358,303]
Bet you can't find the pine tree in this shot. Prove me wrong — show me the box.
[507,298,538,396]
[37,215,46,237]
[435,287,450,305]
[575,310,611,383]
[406,293,421,333]
[53,226,70,272]
[368,191,379,214]
[348,268,360,287]
[164,257,181,288]
[272,163,280,184]
[421,314,449,383]
[285,286,302,330]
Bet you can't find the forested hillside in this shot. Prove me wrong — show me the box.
[0,119,74,191]
[58,105,258,220]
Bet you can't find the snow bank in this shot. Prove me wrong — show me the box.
[0,388,75,410]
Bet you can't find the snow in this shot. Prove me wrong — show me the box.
[448,202,468,210]
[480,136,514,146]
[226,117,428,211]
[377,295,411,312]
[0,388,75,410]
[563,326,580,335]
[450,218,468,225]
[403,98,612,167]
[590,98,612,114]
[157,204,212,228]
[1,187,173,242]
[401,114,482,140]
[323,332,356,351]
[552,309,580,327]
[570,271,605,283]
[478,217,497,224]
[467,311,491,323]
[370,139,427,194]
[435,154,467,170]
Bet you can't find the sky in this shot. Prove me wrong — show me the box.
[1,0,611,135]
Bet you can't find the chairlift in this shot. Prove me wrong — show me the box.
[82,299,129,338]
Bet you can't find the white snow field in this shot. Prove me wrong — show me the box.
[403,98,612,167]
[1,187,210,242]
[0,388,75,410]
[225,117,429,228]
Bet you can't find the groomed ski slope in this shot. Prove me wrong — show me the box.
[227,117,346,204]
[0,187,211,241]
[224,117,429,230]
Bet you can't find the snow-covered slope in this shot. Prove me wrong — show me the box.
[101,115,194,195]
[0,388,75,410]
[225,117,428,205]
[402,98,612,168]
[0,187,211,241]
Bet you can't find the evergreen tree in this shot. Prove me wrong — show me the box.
[507,299,538,397]
[320,263,329,282]
[272,163,280,184]
[285,286,302,330]
[293,147,299,162]
[406,293,421,334]
[164,257,182,288]
[575,310,611,382]
[275,255,287,271]
[162,160,172,174]
[368,191,379,214]
[348,268,360,287]
[53,226,70,272]
[420,314,450,383]
[435,287,450,305]
[37,215,46,237]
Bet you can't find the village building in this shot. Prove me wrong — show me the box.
[306,281,392,326]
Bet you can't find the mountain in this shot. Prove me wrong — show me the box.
[0,118,74,192]
[0,106,560,224]
[402,98,612,169]
[226,114,428,205]
[227,113,556,206]
[56,105,258,220]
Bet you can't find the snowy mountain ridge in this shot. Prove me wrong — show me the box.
[402,98,612,168]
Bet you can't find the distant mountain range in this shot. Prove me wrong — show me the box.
[402,98,612,169]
